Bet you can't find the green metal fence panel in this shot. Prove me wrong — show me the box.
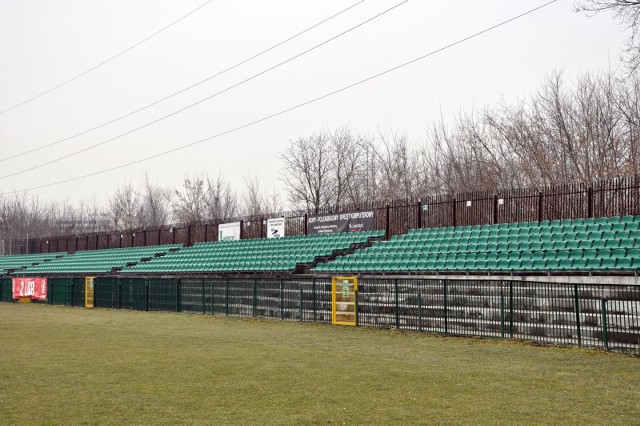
[148,278,177,312]
[120,278,146,311]
[72,278,85,307]
[180,279,208,314]
[50,278,73,305]
[10,273,639,351]
[254,279,282,320]
[227,279,253,318]
[95,277,120,309]
[0,277,12,302]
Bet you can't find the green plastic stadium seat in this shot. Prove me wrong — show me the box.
[617,258,633,269]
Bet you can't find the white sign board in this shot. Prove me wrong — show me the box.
[267,217,286,239]
[218,222,241,241]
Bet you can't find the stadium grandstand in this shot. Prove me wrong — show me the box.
[3,187,640,352]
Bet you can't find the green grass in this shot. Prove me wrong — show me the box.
[0,303,638,425]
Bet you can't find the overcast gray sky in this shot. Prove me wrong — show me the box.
[0,0,628,208]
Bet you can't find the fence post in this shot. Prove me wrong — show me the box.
[574,284,582,347]
[253,279,257,317]
[117,279,122,310]
[176,279,181,313]
[204,224,208,243]
[225,279,229,316]
[239,219,244,240]
[280,279,284,320]
[202,279,206,315]
[210,281,215,315]
[443,280,448,335]
[452,199,457,227]
[601,298,609,350]
[395,279,400,329]
[312,277,317,321]
[417,202,422,229]
[417,292,422,332]
[385,205,391,241]
[355,289,359,327]
[299,286,303,322]
[587,186,594,218]
[493,194,499,224]
[537,191,543,222]
[509,281,514,338]
[500,289,505,338]
[145,280,149,312]
[304,213,308,235]
[187,224,192,247]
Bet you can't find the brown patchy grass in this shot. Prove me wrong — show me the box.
[0,303,638,425]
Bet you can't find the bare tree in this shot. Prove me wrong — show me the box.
[576,1,640,72]
[279,131,334,213]
[139,172,171,228]
[109,181,142,229]
[173,176,207,224]
[205,174,237,222]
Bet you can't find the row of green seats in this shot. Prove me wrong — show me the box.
[316,257,636,272]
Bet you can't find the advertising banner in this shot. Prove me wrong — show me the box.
[218,222,241,241]
[307,210,375,234]
[12,277,48,300]
[267,217,286,239]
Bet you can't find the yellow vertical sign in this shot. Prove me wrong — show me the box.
[85,277,95,308]
[332,276,358,326]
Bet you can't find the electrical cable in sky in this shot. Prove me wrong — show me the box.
[0,0,217,115]
[0,0,366,164]
[0,0,408,180]
[2,0,558,196]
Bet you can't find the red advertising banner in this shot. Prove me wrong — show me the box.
[12,278,48,300]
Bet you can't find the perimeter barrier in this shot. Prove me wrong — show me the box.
[1,276,638,351]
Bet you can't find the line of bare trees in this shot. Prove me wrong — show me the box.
[0,170,281,254]
[2,67,639,250]
[280,69,640,212]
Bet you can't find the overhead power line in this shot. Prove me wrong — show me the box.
[3,0,558,196]
[0,0,366,164]
[0,0,217,115]
[0,0,407,180]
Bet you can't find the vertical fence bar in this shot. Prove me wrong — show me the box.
[202,279,205,315]
[601,298,609,351]
[500,289,505,338]
[176,279,181,313]
[225,279,229,316]
[417,292,422,332]
[355,289,359,327]
[395,279,400,329]
[443,280,448,335]
[537,191,543,222]
[299,286,303,322]
[280,279,284,320]
[312,278,317,321]
[574,284,582,347]
[210,281,215,315]
[145,280,149,312]
[253,279,257,318]
[509,281,514,338]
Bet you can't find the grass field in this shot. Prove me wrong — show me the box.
[0,304,638,425]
